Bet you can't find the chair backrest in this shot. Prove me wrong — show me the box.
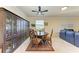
[49,29,53,46]
[50,29,53,40]
[30,30,40,45]
[29,29,36,39]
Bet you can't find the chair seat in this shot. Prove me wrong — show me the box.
[43,35,50,41]
[45,37,50,41]
[32,38,41,45]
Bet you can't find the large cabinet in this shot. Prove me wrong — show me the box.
[0,8,29,53]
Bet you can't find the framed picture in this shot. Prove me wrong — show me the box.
[44,22,48,26]
[31,23,35,27]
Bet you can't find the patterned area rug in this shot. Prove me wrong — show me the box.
[26,41,55,51]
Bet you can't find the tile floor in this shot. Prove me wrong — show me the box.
[14,36,79,53]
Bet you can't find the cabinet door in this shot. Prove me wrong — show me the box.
[25,20,29,38]
[17,17,21,39]
[5,12,13,53]
[20,19,24,39]
[23,20,26,39]
[11,15,17,48]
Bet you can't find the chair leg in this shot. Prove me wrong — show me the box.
[50,41,52,46]
[35,44,39,47]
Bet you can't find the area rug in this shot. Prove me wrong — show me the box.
[26,41,55,51]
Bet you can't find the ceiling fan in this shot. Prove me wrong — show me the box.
[32,6,48,15]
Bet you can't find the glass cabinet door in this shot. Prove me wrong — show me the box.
[25,20,29,38]
[23,20,25,40]
[17,17,21,40]
[20,19,24,40]
[5,12,13,53]
[11,15,17,49]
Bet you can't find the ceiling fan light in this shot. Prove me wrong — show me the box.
[38,12,41,15]
[61,7,68,11]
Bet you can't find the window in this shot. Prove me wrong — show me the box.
[36,20,44,31]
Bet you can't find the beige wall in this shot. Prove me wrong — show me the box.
[28,16,79,37]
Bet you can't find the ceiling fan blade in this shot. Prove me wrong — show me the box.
[42,10,48,12]
[32,10,37,12]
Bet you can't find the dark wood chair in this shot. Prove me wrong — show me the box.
[42,29,53,46]
[29,29,41,47]
[29,29,35,40]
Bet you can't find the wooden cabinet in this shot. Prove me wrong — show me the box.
[0,8,29,53]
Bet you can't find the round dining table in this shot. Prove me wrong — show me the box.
[35,32,48,39]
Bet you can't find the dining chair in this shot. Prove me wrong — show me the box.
[43,29,53,46]
[29,29,35,40]
[49,29,53,46]
[29,29,41,47]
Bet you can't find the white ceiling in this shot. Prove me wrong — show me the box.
[17,6,79,17]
